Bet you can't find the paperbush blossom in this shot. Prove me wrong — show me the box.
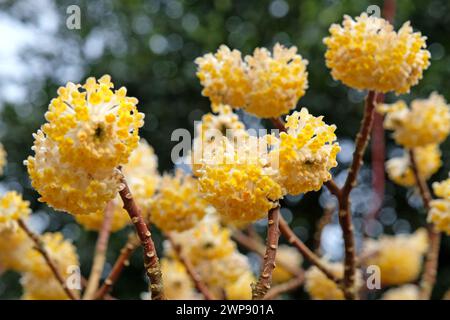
[429,175,450,234]
[382,285,420,300]
[0,191,31,231]
[377,93,450,148]
[196,43,308,118]
[305,262,362,300]
[150,169,208,232]
[22,232,79,300]
[197,135,283,225]
[160,257,200,300]
[363,228,428,285]
[42,75,144,172]
[270,108,340,195]
[272,245,303,284]
[324,13,430,94]
[0,228,32,272]
[386,144,441,187]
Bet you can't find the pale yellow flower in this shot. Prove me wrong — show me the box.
[428,176,450,234]
[382,285,420,300]
[0,191,31,231]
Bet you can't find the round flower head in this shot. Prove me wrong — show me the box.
[270,108,340,195]
[428,176,450,234]
[21,273,75,300]
[75,207,129,232]
[244,43,308,118]
[0,143,6,175]
[0,228,32,272]
[160,257,200,300]
[42,75,144,172]
[171,214,236,264]
[150,169,208,232]
[272,245,303,283]
[224,271,254,300]
[0,191,31,231]
[324,13,430,94]
[305,262,362,300]
[377,93,450,148]
[26,130,121,215]
[382,285,420,300]
[386,145,441,187]
[195,45,250,111]
[198,135,283,225]
[363,228,428,286]
[25,232,79,279]
[191,105,248,176]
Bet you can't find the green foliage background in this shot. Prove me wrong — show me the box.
[0,0,449,299]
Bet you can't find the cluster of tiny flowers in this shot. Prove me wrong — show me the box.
[272,245,303,284]
[269,108,340,195]
[0,143,6,175]
[377,93,450,148]
[363,228,428,286]
[196,43,308,118]
[386,144,441,187]
[191,104,248,176]
[150,169,208,232]
[381,285,420,300]
[324,13,430,94]
[26,75,144,216]
[304,261,362,300]
[76,140,159,232]
[197,135,283,225]
[160,257,200,300]
[0,228,32,272]
[170,214,254,299]
[22,232,79,300]
[429,176,450,234]
[0,191,31,231]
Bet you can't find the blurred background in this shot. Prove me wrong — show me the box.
[0,0,449,299]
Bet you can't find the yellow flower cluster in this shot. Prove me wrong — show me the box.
[0,143,6,175]
[191,104,247,176]
[150,169,208,232]
[198,135,283,225]
[170,214,254,299]
[196,43,308,118]
[76,140,159,232]
[272,245,303,284]
[324,13,430,94]
[26,76,144,216]
[305,262,362,300]
[382,285,420,300]
[0,228,32,272]
[377,93,450,148]
[0,191,31,231]
[386,145,441,187]
[429,176,450,234]
[22,232,79,300]
[160,257,200,300]
[363,228,428,286]
[270,108,340,195]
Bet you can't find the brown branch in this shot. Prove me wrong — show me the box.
[252,205,281,299]
[83,202,114,299]
[278,215,341,285]
[409,149,441,300]
[18,218,78,300]
[166,233,215,300]
[270,117,287,132]
[263,274,305,300]
[232,229,303,277]
[118,170,165,300]
[325,180,341,198]
[94,233,139,300]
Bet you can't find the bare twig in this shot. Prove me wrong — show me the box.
[263,274,305,300]
[118,170,165,300]
[94,233,139,300]
[18,218,78,300]
[252,205,281,299]
[270,117,287,132]
[83,202,114,299]
[166,233,215,300]
[409,149,441,300]
[278,215,341,285]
